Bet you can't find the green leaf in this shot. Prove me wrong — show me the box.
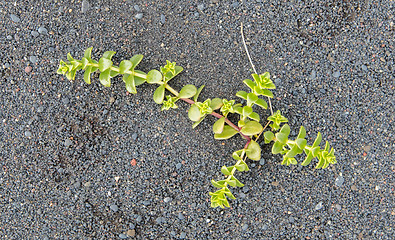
[261,89,273,98]
[99,69,111,87]
[84,47,93,60]
[81,57,89,69]
[110,70,119,78]
[242,106,253,117]
[284,145,299,158]
[247,92,258,105]
[188,104,202,122]
[134,70,146,86]
[119,60,133,74]
[280,124,291,135]
[296,138,307,150]
[235,160,249,172]
[243,79,256,90]
[301,152,314,166]
[275,133,288,144]
[234,106,243,115]
[223,188,236,199]
[211,180,225,188]
[179,84,197,98]
[146,69,163,84]
[227,179,236,187]
[313,132,322,147]
[67,53,74,62]
[210,98,223,110]
[124,74,137,94]
[194,85,205,102]
[130,54,143,68]
[192,115,206,128]
[255,98,268,109]
[98,57,113,72]
[272,141,284,154]
[83,66,92,84]
[240,121,263,136]
[264,131,274,143]
[214,125,238,140]
[153,85,165,104]
[232,151,242,160]
[213,117,225,134]
[297,126,306,139]
[236,91,248,100]
[246,140,261,160]
[231,176,244,187]
[102,51,116,60]
[221,166,231,175]
[248,112,260,122]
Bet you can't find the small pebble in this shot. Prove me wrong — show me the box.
[142,200,151,206]
[10,14,21,23]
[335,204,341,210]
[255,207,263,213]
[110,204,119,212]
[262,224,268,230]
[351,185,358,191]
[160,14,166,24]
[25,66,32,73]
[38,27,48,35]
[135,13,143,19]
[119,233,128,239]
[178,212,185,220]
[134,5,140,11]
[62,97,70,104]
[131,133,138,140]
[242,223,248,231]
[7,35,12,40]
[239,192,246,198]
[180,232,186,239]
[4,63,10,68]
[274,78,282,85]
[155,217,165,224]
[25,131,32,137]
[289,216,295,223]
[197,4,205,11]
[31,31,39,37]
[335,175,344,187]
[127,229,135,237]
[176,163,182,169]
[333,71,341,78]
[259,158,265,165]
[315,201,323,210]
[81,0,90,13]
[29,56,38,64]
[361,65,368,71]
[164,197,172,203]
[64,139,73,147]
[135,215,142,222]
[310,70,317,80]
[232,2,240,8]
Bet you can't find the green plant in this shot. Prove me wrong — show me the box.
[57,47,336,209]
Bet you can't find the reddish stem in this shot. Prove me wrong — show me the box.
[180,98,251,142]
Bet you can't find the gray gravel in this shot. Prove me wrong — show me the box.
[0,0,393,239]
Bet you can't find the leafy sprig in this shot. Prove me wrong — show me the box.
[57,47,337,208]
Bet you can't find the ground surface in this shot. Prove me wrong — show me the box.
[0,0,394,239]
